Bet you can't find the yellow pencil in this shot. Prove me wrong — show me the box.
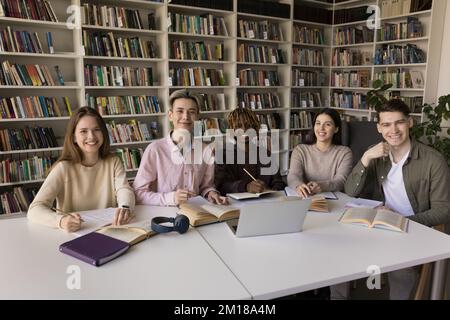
[243,168,257,182]
[52,207,85,222]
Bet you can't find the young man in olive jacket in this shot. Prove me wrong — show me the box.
[340,99,450,300]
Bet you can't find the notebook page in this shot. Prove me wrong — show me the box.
[74,208,116,237]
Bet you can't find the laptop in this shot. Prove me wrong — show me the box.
[226,198,311,237]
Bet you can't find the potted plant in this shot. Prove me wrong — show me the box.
[367,79,393,110]
[411,94,450,167]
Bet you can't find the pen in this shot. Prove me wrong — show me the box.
[243,168,257,182]
[51,207,85,222]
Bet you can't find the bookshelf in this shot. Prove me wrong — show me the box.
[0,0,446,217]
[328,0,443,125]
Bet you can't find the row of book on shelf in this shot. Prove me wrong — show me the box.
[0,126,58,151]
[374,44,426,65]
[238,92,281,110]
[292,48,324,67]
[0,28,54,55]
[238,69,279,87]
[380,0,432,18]
[0,120,161,152]
[292,70,326,87]
[334,26,374,46]
[290,111,313,130]
[332,49,372,67]
[331,90,423,112]
[170,40,223,61]
[292,92,323,109]
[0,0,58,21]
[0,61,65,86]
[81,3,155,30]
[106,120,158,144]
[294,25,325,45]
[0,186,37,215]
[238,19,284,41]
[290,131,310,150]
[82,31,157,59]
[378,16,423,41]
[168,13,228,36]
[238,44,286,64]
[169,67,225,87]
[86,95,161,116]
[0,96,72,119]
[332,70,370,88]
[84,65,153,87]
[0,155,57,184]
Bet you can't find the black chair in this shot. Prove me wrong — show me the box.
[340,120,382,198]
[340,120,382,167]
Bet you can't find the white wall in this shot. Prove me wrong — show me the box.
[437,1,450,131]
[437,0,450,97]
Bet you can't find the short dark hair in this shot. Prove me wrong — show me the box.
[309,108,342,145]
[377,99,411,121]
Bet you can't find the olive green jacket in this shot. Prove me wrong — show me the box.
[345,139,450,227]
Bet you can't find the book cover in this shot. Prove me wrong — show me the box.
[59,232,130,267]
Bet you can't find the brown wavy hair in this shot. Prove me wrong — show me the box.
[57,106,111,164]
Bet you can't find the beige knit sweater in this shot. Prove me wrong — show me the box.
[28,156,135,228]
[287,144,353,192]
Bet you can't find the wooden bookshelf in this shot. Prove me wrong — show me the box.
[0,0,446,217]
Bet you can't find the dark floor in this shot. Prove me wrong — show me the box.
[279,263,450,300]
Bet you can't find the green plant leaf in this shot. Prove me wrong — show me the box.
[372,79,383,89]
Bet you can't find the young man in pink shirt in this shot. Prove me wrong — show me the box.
[133,89,227,206]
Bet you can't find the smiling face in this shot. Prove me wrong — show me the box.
[314,113,338,144]
[73,115,104,159]
[168,97,199,132]
[377,111,413,148]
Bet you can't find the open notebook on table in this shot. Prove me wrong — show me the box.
[227,190,278,200]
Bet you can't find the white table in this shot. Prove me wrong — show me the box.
[0,205,251,300]
[196,193,450,299]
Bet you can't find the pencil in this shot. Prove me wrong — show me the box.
[243,168,257,182]
[51,207,85,222]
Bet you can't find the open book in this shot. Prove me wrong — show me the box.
[96,220,156,246]
[309,195,328,212]
[227,190,278,200]
[179,196,239,227]
[284,187,330,212]
[340,207,409,233]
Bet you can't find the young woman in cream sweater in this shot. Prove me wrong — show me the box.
[28,107,135,232]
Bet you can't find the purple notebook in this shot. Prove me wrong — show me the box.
[59,232,130,267]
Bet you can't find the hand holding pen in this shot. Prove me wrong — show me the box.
[244,168,266,193]
[53,207,84,233]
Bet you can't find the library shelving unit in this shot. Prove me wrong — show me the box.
[0,0,82,217]
[290,0,333,151]
[0,0,446,217]
[329,0,445,124]
[236,1,292,175]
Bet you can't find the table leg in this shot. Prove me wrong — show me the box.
[430,259,448,300]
